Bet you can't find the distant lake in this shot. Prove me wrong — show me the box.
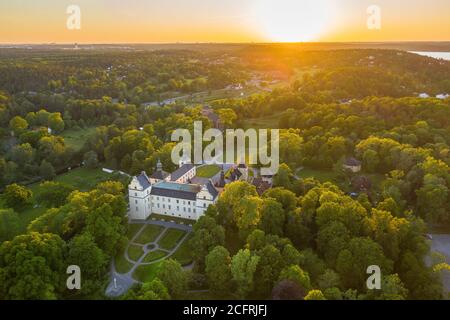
[410,51,450,61]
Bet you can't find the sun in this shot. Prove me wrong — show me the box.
[255,0,333,42]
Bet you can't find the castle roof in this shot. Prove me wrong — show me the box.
[170,163,195,181]
[150,180,219,201]
[205,180,219,199]
[151,181,200,201]
[150,170,169,181]
[136,172,151,190]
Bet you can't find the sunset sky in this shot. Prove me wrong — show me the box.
[1,0,449,43]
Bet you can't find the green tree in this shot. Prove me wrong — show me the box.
[216,108,237,128]
[39,160,56,180]
[36,181,74,208]
[336,237,393,289]
[124,279,170,300]
[3,183,33,210]
[362,149,380,173]
[231,249,260,299]
[272,163,294,190]
[85,204,124,256]
[278,265,311,292]
[189,216,225,270]
[205,246,232,295]
[0,232,66,299]
[258,198,285,236]
[84,151,99,169]
[48,112,65,133]
[9,116,28,135]
[66,232,108,296]
[304,289,326,300]
[253,244,284,297]
[157,259,188,299]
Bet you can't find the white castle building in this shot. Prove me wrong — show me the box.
[128,160,219,221]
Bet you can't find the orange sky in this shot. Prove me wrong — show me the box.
[0,0,449,43]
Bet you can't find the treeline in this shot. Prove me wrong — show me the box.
[0,181,128,299]
[0,49,249,101]
[124,180,446,300]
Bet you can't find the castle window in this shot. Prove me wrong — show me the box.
[135,200,137,204]
[136,207,138,211]
[135,192,137,196]
[203,203,206,208]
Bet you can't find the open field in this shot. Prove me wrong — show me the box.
[297,167,341,183]
[196,165,221,178]
[60,127,97,151]
[27,167,118,196]
[0,167,119,233]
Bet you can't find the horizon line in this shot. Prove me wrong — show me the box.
[1,40,450,46]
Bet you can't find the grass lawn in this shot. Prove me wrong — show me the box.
[134,225,164,244]
[297,167,340,183]
[128,244,145,262]
[171,234,193,266]
[196,165,221,178]
[143,250,167,263]
[60,127,97,151]
[158,228,186,250]
[1,167,121,234]
[115,248,134,274]
[52,167,116,191]
[26,167,118,196]
[127,224,144,239]
[132,261,163,283]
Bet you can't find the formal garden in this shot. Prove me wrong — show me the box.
[114,221,193,283]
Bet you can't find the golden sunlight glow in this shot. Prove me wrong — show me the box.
[255,0,334,42]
